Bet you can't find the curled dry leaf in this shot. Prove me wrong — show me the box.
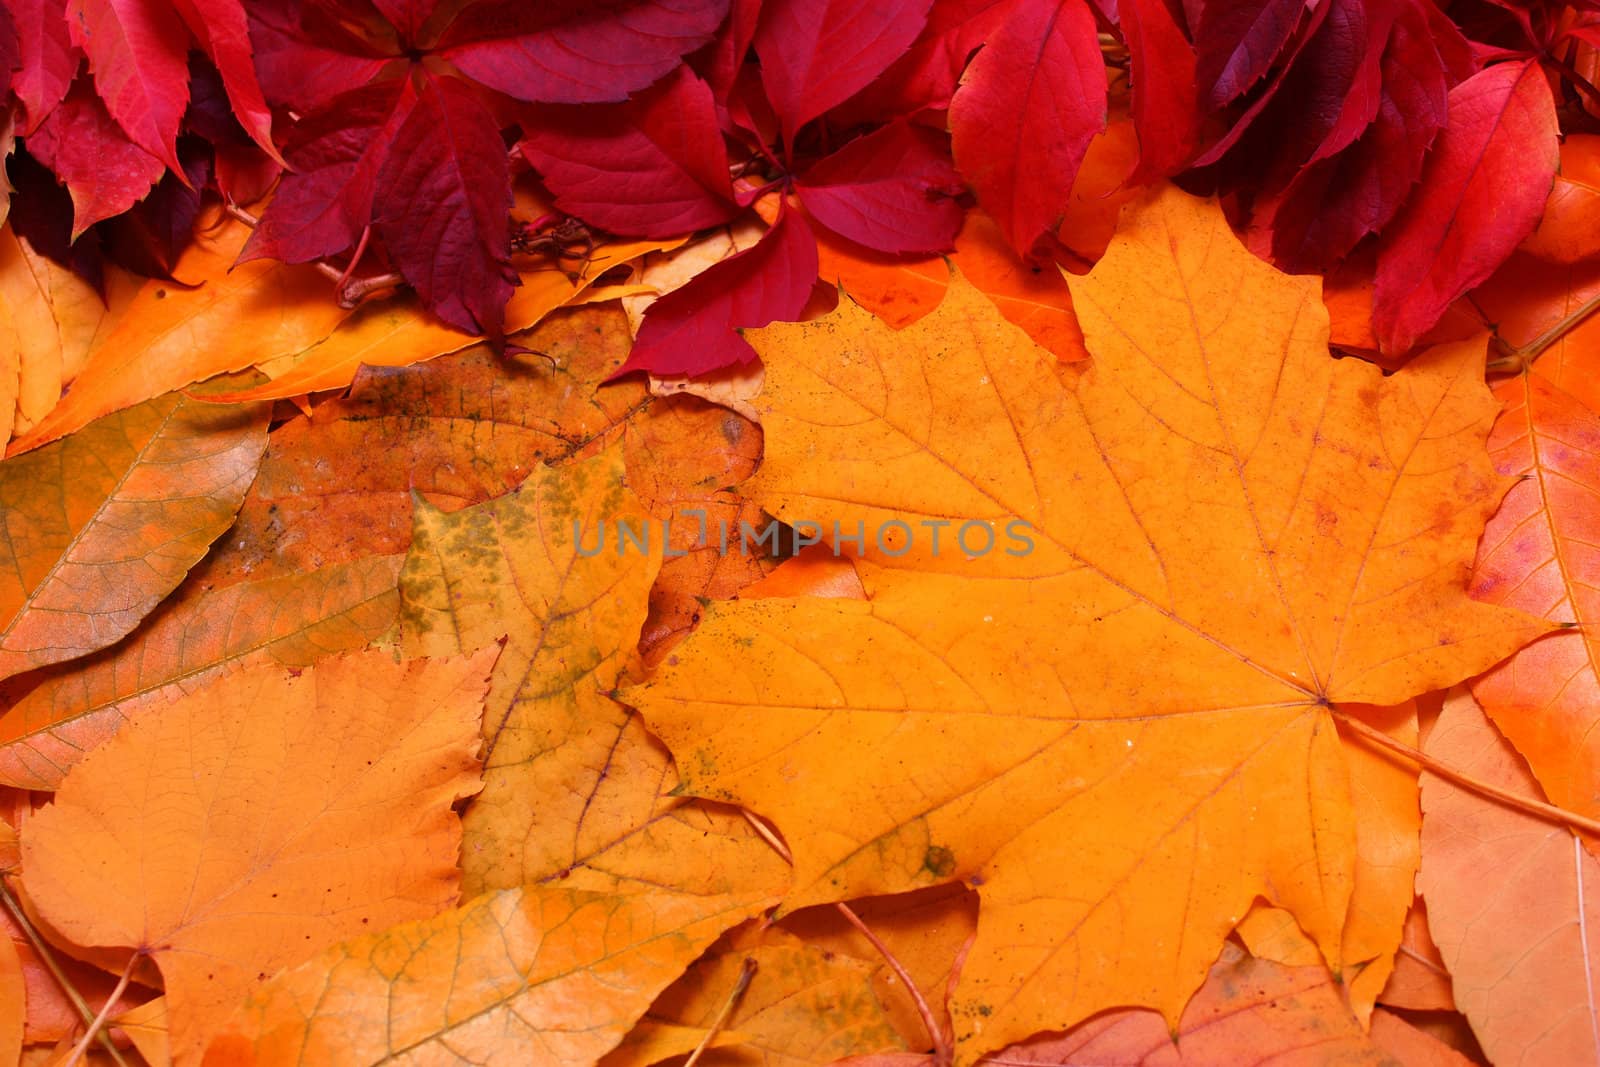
[624,187,1545,1061]
[205,883,772,1067]
[0,391,267,684]
[18,647,498,1066]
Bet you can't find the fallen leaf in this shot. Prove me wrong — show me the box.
[0,555,403,790]
[794,121,964,255]
[949,0,1106,258]
[0,925,19,1067]
[23,79,166,235]
[66,0,190,174]
[1369,1008,1479,1066]
[205,883,771,1066]
[624,187,1543,1060]
[19,647,497,1066]
[0,392,267,683]
[1522,133,1600,265]
[1419,688,1600,1067]
[7,209,352,454]
[1377,899,1455,1012]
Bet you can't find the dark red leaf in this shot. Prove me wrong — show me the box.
[948,0,1106,258]
[101,134,210,277]
[692,0,759,103]
[617,203,818,376]
[1373,59,1557,353]
[518,64,736,237]
[1194,0,1308,107]
[795,121,963,253]
[171,0,277,156]
[372,72,516,335]
[1262,0,1454,272]
[753,0,931,146]
[6,145,105,291]
[26,76,166,234]
[830,0,1010,124]
[1119,0,1201,178]
[0,4,19,100]
[437,0,729,104]
[65,0,191,174]
[244,0,397,111]
[369,0,435,42]
[241,80,415,264]
[5,0,79,133]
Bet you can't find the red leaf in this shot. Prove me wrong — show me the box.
[693,0,760,103]
[240,80,415,265]
[795,121,963,254]
[949,0,1106,258]
[372,73,516,336]
[5,0,78,132]
[369,0,434,41]
[171,0,277,156]
[65,0,191,175]
[437,0,729,104]
[1373,59,1557,353]
[1262,0,1454,272]
[26,77,165,234]
[1119,0,1201,178]
[1194,0,1307,107]
[618,204,818,376]
[518,65,736,238]
[829,0,1010,124]
[244,0,397,112]
[752,0,931,146]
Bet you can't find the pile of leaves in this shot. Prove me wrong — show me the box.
[1,0,1599,1065]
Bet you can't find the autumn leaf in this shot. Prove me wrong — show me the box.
[1419,689,1600,1066]
[0,391,267,683]
[623,187,1545,1060]
[18,648,497,1066]
[206,883,771,1066]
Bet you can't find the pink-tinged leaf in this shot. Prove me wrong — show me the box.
[1120,0,1201,178]
[240,80,415,265]
[171,0,276,156]
[26,79,165,234]
[438,0,729,104]
[949,0,1106,258]
[244,0,397,112]
[1419,690,1600,1067]
[519,65,736,238]
[65,0,191,175]
[5,0,78,133]
[373,73,516,336]
[795,121,963,254]
[1373,60,1557,353]
[1194,0,1307,107]
[694,0,760,103]
[830,0,1010,123]
[369,0,434,41]
[753,0,931,145]
[1263,0,1452,272]
[618,205,818,376]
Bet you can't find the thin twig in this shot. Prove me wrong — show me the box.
[63,951,137,1067]
[1334,709,1600,837]
[836,902,953,1066]
[0,880,131,1067]
[222,203,404,307]
[683,957,757,1067]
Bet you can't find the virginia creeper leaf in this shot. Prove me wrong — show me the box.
[438,0,729,104]
[206,884,775,1066]
[1419,690,1600,1067]
[1373,60,1558,353]
[518,65,737,238]
[795,121,964,255]
[623,188,1545,1061]
[1120,0,1201,179]
[65,0,191,174]
[0,392,267,684]
[242,0,396,113]
[5,0,77,132]
[372,72,515,336]
[752,0,931,146]
[1194,0,1306,107]
[948,0,1106,258]
[25,79,166,235]
[830,0,1010,124]
[171,0,277,155]
[618,204,818,376]
[20,648,497,1067]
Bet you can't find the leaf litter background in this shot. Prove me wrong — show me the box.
[4,1,1600,1064]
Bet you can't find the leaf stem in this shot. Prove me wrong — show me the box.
[682,957,757,1067]
[836,902,953,1067]
[63,951,137,1067]
[1490,289,1600,374]
[222,204,406,308]
[1333,709,1600,837]
[0,880,131,1067]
